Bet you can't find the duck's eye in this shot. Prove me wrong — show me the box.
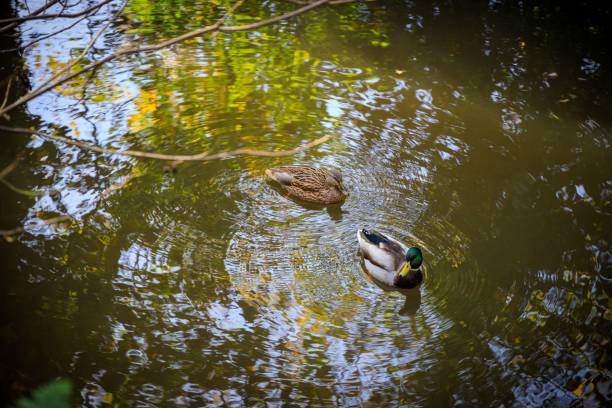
[363,229,369,235]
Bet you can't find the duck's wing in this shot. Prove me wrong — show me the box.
[357,230,405,272]
[266,166,325,190]
[290,168,329,191]
[362,258,397,286]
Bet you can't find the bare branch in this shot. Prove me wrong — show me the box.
[1,77,12,111]
[219,0,330,32]
[0,0,354,118]
[0,0,60,34]
[1,7,100,54]
[0,0,127,119]
[1,215,73,242]
[0,156,21,179]
[47,0,128,86]
[0,125,333,162]
[0,0,113,24]
[0,176,46,197]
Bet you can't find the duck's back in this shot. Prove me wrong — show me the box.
[265,166,345,204]
[266,166,325,187]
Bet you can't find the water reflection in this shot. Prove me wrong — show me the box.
[1,0,611,406]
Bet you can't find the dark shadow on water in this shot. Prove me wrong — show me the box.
[398,289,421,316]
[325,204,346,222]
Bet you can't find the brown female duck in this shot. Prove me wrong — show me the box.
[265,166,348,205]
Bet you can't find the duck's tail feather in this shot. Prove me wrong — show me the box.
[265,168,293,186]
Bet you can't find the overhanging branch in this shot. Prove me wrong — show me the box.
[0,0,113,25]
[0,125,333,162]
[0,0,357,118]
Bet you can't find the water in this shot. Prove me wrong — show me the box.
[1,0,611,406]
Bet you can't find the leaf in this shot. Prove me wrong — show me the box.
[128,112,146,132]
[91,93,107,103]
[534,290,545,301]
[16,379,72,408]
[573,381,585,397]
[102,393,113,404]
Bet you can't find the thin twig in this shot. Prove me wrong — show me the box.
[0,0,348,118]
[0,125,333,162]
[46,0,126,87]
[219,0,329,32]
[0,177,45,196]
[0,0,112,24]
[0,156,21,179]
[0,0,60,34]
[209,0,246,39]
[1,77,12,111]
[0,0,124,119]
[75,65,99,104]
[0,155,46,197]
[1,215,73,241]
[0,7,99,54]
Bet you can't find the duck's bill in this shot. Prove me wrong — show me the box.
[399,263,411,277]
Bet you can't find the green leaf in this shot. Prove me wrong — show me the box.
[16,380,72,408]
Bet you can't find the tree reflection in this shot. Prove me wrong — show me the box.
[1,0,611,406]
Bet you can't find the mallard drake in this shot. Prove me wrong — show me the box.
[357,229,423,289]
[265,166,348,205]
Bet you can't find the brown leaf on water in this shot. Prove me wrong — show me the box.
[573,381,585,397]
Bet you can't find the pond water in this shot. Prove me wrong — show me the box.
[1,0,611,406]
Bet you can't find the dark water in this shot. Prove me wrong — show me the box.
[1,0,611,406]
